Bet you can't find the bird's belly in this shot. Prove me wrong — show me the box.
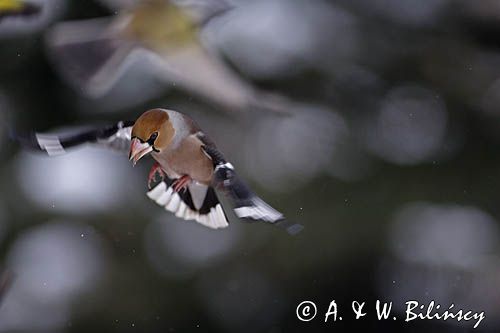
[154,155,182,179]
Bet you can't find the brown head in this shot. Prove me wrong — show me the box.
[129,109,175,165]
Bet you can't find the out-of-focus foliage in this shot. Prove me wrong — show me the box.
[1,0,500,332]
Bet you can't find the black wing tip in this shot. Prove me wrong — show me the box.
[275,219,304,236]
[121,120,135,128]
[9,129,39,149]
[202,145,227,167]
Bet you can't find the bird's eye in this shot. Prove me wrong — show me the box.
[149,132,158,141]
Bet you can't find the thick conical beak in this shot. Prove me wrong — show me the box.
[129,138,153,166]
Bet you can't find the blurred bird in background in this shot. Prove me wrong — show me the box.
[15,108,303,234]
[46,0,296,113]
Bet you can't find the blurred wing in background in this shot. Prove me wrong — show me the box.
[14,120,134,156]
[46,17,142,97]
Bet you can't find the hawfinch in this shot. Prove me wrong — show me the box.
[46,0,291,113]
[17,108,302,234]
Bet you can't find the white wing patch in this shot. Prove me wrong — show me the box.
[234,197,284,223]
[36,134,66,156]
[147,182,228,229]
[98,122,132,152]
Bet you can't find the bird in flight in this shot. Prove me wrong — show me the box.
[16,108,303,234]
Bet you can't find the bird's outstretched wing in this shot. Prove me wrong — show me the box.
[14,120,135,156]
[200,141,303,235]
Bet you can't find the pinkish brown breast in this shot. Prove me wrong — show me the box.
[152,134,214,185]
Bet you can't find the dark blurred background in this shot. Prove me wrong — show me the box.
[1,0,500,332]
